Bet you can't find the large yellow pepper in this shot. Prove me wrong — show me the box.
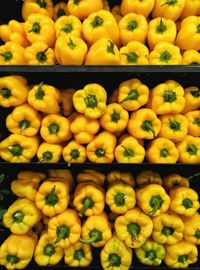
[121,0,155,17]
[86,131,117,163]
[54,2,69,20]
[3,198,42,234]
[169,187,199,216]
[163,173,189,191]
[55,15,82,38]
[24,14,55,48]
[149,42,182,64]
[0,41,26,65]
[176,16,200,50]
[118,78,149,111]
[176,135,200,163]
[146,138,179,163]
[115,207,153,248]
[182,86,200,113]
[67,0,103,20]
[37,142,63,163]
[185,110,200,137]
[80,212,112,247]
[28,82,61,114]
[60,89,76,117]
[0,232,37,270]
[0,134,39,163]
[136,170,162,186]
[152,211,184,244]
[182,50,200,65]
[164,240,198,268]
[62,140,86,163]
[180,0,200,18]
[111,5,122,23]
[107,170,135,187]
[147,17,177,49]
[182,212,200,245]
[22,0,54,20]
[127,108,161,139]
[0,75,29,108]
[77,169,105,186]
[136,184,170,216]
[48,169,74,192]
[100,236,132,270]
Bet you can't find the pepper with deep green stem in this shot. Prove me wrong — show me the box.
[182,198,193,209]
[91,16,103,28]
[107,41,115,55]
[0,52,12,62]
[55,224,70,244]
[12,211,24,223]
[80,229,102,244]
[79,197,94,217]
[107,253,121,267]
[120,89,139,103]
[122,52,139,63]
[6,255,20,265]
[19,120,30,131]
[121,145,135,158]
[141,120,156,138]
[35,82,44,100]
[45,185,58,206]
[127,223,141,243]
[8,145,23,157]
[73,249,85,261]
[149,195,164,216]
[0,88,11,98]
[43,244,56,257]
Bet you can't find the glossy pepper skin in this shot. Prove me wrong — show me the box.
[115,207,153,248]
[185,110,200,137]
[80,212,112,247]
[0,134,39,163]
[136,184,170,217]
[163,173,189,191]
[169,187,199,216]
[182,86,200,113]
[77,169,105,187]
[135,239,165,266]
[100,236,132,270]
[54,2,69,20]
[62,140,86,164]
[0,41,26,65]
[164,240,198,268]
[180,0,200,18]
[48,209,81,248]
[0,75,29,108]
[136,170,162,186]
[55,15,82,38]
[60,89,76,117]
[3,198,42,234]
[121,0,155,17]
[0,232,37,270]
[37,142,63,163]
[64,242,92,267]
[182,50,200,65]
[111,5,122,23]
[107,170,135,187]
[22,0,54,20]
[182,212,200,245]
[48,169,74,192]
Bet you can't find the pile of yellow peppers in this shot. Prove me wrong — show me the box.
[0,75,200,164]
[0,169,199,269]
[0,0,199,65]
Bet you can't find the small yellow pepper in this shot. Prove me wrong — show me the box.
[136,170,162,186]
[63,140,87,164]
[182,50,200,65]
[111,5,122,23]
[107,170,135,187]
[185,110,200,137]
[60,89,76,117]
[37,142,63,163]
[0,41,26,65]
[77,170,105,186]
[48,169,74,192]
[182,212,200,245]
[54,2,69,20]
[121,0,155,17]
[180,0,200,18]
[163,173,189,191]
[22,0,54,20]
[55,15,82,38]
[182,86,200,113]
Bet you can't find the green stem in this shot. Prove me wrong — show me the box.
[149,195,164,216]
[12,211,24,223]
[74,249,85,261]
[120,89,139,103]
[197,24,200,33]
[84,94,97,108]
[114,193,125,206]
[162,226,174,236]
[107,253,121,267]
[6,255,19,265]
[195,229,200,239]
[55,225,70,243]
[95,148,105,157]
[156,18,167,33]
[91,16,103,28]
[43,244,56,257]
[70,149,80,160]
[191,88,200,97]
[35,82,44,100]
[68,37,77,49]
[182,198,193,209]
[74,0,81,4]
[57,8,66,18]
[162,0,178,6]
[37,0,47,8]
[160,51,171,63]
[164,90,177,102]
[19,120,30,131]
[111,110,120,122]
[187,144,198,156]
[178,255,188,264]
[141,120,155,138]
[194,117,200,126]
[36,47,48,63]
[0,52,12,61]
[80,229,102,244]
[145,250,157,261]
[45,185,58,206]
[169,120,180,131]
[160,148,169,158]
[122,52,138,63]
[62,23,73,33]
[42,151,53,162]
[107,40,115,55]
[29,22,41,33]
[48,123,60,135]
[79,197,94,217]
[126,20,138,31]
[0,88,11,99]
[127,223,141,243]
[8,145,23,157]
[121,145,134,158]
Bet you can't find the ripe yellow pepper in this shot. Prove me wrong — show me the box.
[115,207,153,248]
[63,140,87,163]
[185,110,200,137]
[60,89,76,117]
[182,50,200,65]
[147,17,177,49]
[182,86,200,113]
[0,134,39,163]
[28,82,61,114]
[146,138,179,163]
[176,135,200,163]
[136,170,162,186]
[163,173,189,191]
[119,13,148,45]
[54,2,69,20]
[0,75,29,108]
[118,78,149,111]
[128,108,161,139]
[149,42,182,64]
[55,15,82,38]
[120,41,149,65]
[87,131,117,163]
[111,5,122,23]
[85,38,120,65]
[48,169,74,192]
[82,10,120,46]
[0,41,26,65]
[176,16,200,50]
[0,232,37,270]
[152,211,184,244]
[22,0,54,20]
[55,35,88,65]
[169,187,199,216]
[48,209,81,248]
[3,198,42,234]
[182,212,200,245]
[37,142,62,163]
[180,0,200,18]
[81,212,112,247]
[164,240,198,268]
[67,0,103,20]
[100,236,132,270]
[107,170,135,187]
[24,14,55,48]
[77,169,105,186]
[121,0,155,17]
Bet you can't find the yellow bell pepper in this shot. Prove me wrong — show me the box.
[111,5,122,23]
[158,114,189,142]
[182,212,200,245]
[147,17,177,49]
[62,140,87,164]
[180,0,200,18]
[127,108,161,139]
[0,134,39,163]
[0,20,29,47]
[0,75,29,108]
[103,0,110,11]
[136,170,162,186]
[185,110,200,137]
[48,169,74,192]
[100,236,132,270]
[81,212,112,247]
[3,198,42,234]
[176,16,200,50]
[17,170,46,181]
[22,0,54,20]
[0,41,26,65]
[149,41,182,64]
[120,41,149,65]
[77,169,105,186]
[28,82,61,114]
[176,135,200,163]
[169,187,199,216]
[146,138,179,163]
[121,0,155,17]
[118,78,149,111]
[107,170,135,187]
[182,50,200,65]
[86,131,117,163]
[82,10,120,46]
[55,15,82,38]
[24,13,55,48]
[164,240,198,268]
[37,142,62,163]
[182,86,200,113]
[115,207,153,248]
[163,173,189,191]
[48,209,81,248]
[60,89,76,117]
[67,0,103,20]
[152,0,186,21]
[54,2,69,20]
[55,35,88,65]
[152,211,184,244]
[0,232,37,270]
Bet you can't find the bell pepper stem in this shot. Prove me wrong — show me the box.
[8,145,23,157]
[156,18,167,33]
[73,249,85,261]
[68,37,77,49]
[191,88,200,98]
[6,255,19,264]
[141,120,155,138]
[182,198,193,209]
[57,8,66,18]
[91,16,103,28]
[120,89,139,103]
[188,172,200,180]
[121,145,134,158]
[36,47,49,63]
[55,225,70,244]
[12,211,24,223]
[80,229,102,244]
[122,52,138,63]
[178,255,188,264]
[29,22,41,33]
[0,88,11,99]
[43,243,56,257]
[19,119,30,131]
[107,253,121,267]
[37,0,47,8]
[169,120,180,131]
[161,0,177,6]
[95,148,105,157]
[41,151,53,163]
[62,23,73,33]
[145,250,157,261]
[79,197,94,217]
[0,52,12,61]
[195,229,200,239]
[35,82,44,99]
[127,223,141,244]
[107,40,115,55]
[45,185,58,206]
[48,123,60,135]
[149,195,164,216]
